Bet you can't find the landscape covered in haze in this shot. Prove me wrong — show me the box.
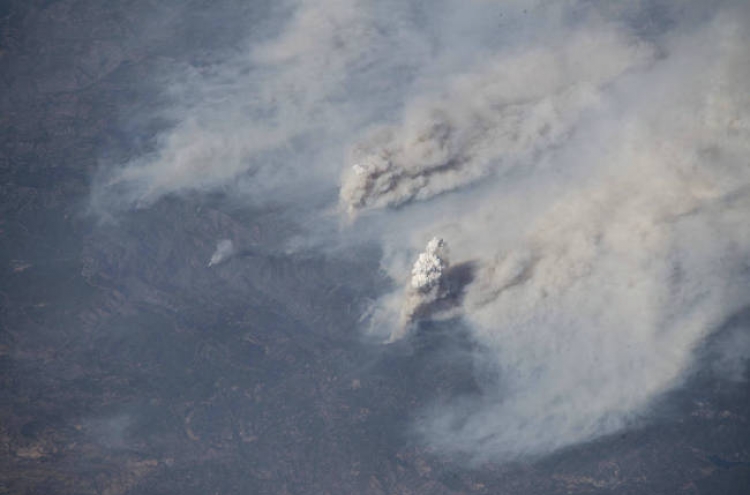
[2,0,750,493]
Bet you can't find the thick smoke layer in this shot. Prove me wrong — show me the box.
[391,6,750,461]
[93,0,750,463]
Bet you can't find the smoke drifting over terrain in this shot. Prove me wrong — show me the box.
[93,0,750,463]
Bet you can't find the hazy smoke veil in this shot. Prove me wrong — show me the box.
[353,2,750,462]
[408,7,750,461]
[93,0,750,463]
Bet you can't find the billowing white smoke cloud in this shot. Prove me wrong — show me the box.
[388,237,452,340]
[411,237,448,292]
[361,236,454,343]
[93,0,750,463]
[207,239,236,267]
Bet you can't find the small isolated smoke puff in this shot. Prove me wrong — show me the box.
[208,239,235,267]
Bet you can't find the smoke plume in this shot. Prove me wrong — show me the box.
[339,27,653,217]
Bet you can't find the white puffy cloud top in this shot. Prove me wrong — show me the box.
[411,237,448,292]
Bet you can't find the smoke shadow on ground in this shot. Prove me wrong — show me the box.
[409,261,478,323]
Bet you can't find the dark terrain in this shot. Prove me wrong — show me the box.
[1,1,749,494]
